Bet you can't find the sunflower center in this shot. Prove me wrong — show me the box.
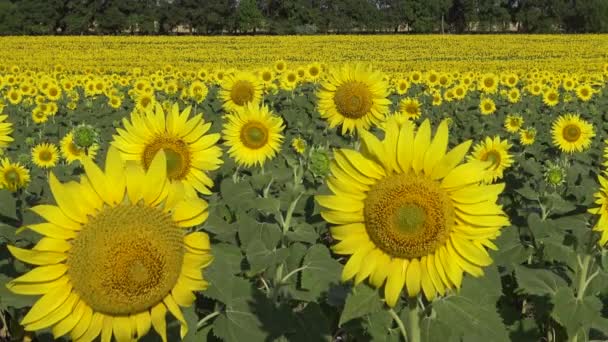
[404,103,418,115]
[230,80,255,106]
[309,67,319,76]
[4,169,19,184]
[563,124,581,142]
[67,204,184,315]
[240,121,269,149]
[39,150,52,162]
[364,174,453,259]
[334,81,373,119]
[142,137,191,180]
[482,150,501,169]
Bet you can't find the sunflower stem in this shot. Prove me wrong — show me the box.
[388,308,408,342]
[576,254,592,301]
[282,193,302,235]
[196,311,220,329]
[406,298,421,342]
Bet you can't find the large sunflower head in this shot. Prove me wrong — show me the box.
[315,119,509,307]
[468,136,513,183]
[551,113,595,153]
[6,147,213,342]
[112,102,223,196]
[219,71,263,113]
[0,114,14,150]
[317,64,391,135]
[589,172,608,247]
[0,158,30,192]
[222,102,284,168]
[31,143,59,169]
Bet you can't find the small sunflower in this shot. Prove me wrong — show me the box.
[0,114,14,150]
[316,118,509,306]
[6,147,213,341]
[479,73,499,94]
[0,158,30,192]
[542,88,559,107]
[468,136,513,183]
[112,103,223,196]
[479,98,496,115]
[395,79,410,95]
[317,64,391,135]
[507,88,521,103]
[60,132,99,164]
[306,63,322,81]
[519,128,536,146]
[551,113,595,153]
[292,137,307,155]
[504,114,524,133]
[31,143,59,169]
[222,102,284,168]
[219,71,263,113]
[398,98,422,120]
[575,84,593,102]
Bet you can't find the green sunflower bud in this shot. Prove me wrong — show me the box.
[72,124,100,149]
[543,161,567,188]
[309,147,331,178]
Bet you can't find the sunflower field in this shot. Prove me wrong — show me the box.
[1,35,608,342]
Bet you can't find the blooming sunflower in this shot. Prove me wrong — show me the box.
[317,64,391,135]
[542,88,559,107]
[398,98,422,120]
[479,98,496,115]
[504,114,524,133]
[222,102,284,167]
[32,143,59,169]
[0,158,30,192]
[0,114,14,150]
[519,128,536,146]
[60,132,99,164]
[219,71,263,113]
[575,84,593,102]
[589,173,608,246]
[112,103,222,196]
[315,118,509,307]
[468,136,513,183]
[292,137,307,155]
[6,147,212,342]
[551,113,595,153]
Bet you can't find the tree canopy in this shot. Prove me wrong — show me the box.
[0,0,606,35]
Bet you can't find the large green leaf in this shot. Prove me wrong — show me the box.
[338,283,383,327]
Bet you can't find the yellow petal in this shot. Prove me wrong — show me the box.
[412,119,431,174]
[369,252,392,288]
[81,155,113,205]
[339,149,385,179]
[439,245,462,288]
[30,205,81,230]
[25,292,79,331]
[456,212,510,227]
[77,312,104,342]
[330,223,367,241]
[433,250,450,287]
[455,202,505,216]
[172,283,196,307]
[52,300,86,339]
[125,161,145,204]
[341,243,374,282]
[104,146,126,204]
[176,210,209,228]
[450,183,505,204]
[7,275,69,295]
[10,264,67,283]
[113,316,132,342]
[163,294,188,338]
[316,195,363,212]
[21,283,72,325]
[134,311,152,339]
[334,150,375,185]
[384,258,407,307]
[321,210,364,225]
[360,130,389,171]
[451,235,493,267]
[70,304,93,340]
[405,258,421,297]
[49,173,86,223]
[101,315,113,342]
[34,237,71,253]
[7,245,66,265]
[396,121,415,173]
[419,256,436,301]
[430,140,473,180]
[383,118,400,173]
[142,150,167,205]
[151,303,168,342]
[332,235,373,255]
[184,232,211,251]
[447,240,484,277]
[423,119,449,175]
[26,223,77,240]
[354,248,381,285]
[426,254,445,296]
[172,198,209,222]
[441,161,487,189]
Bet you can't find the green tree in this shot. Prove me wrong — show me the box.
[237,0,264,33]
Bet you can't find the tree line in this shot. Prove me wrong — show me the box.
[0,0,607,35]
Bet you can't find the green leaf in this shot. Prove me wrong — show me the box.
[514,266,567,296]
[300,244,342,300]
[515,186,539,200]
[245,239,289,275]
[0,190,17,220]
[254,197,281,215]
[0,274,37,310]
[285,223,318,244]
[208,243,243,275]
[286,303,332,342]
[212,305,266,342]
[237,215,281,250]
[491,227,531,268]
[550,288,602,338]
[339,284,383,327]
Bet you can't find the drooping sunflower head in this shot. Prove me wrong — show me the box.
[6,147,213,342]
[0,114,14,149]
[222,102,284,168]
[31,143,59,169]
[60,132,99,164]
[504,114,524,133]
[316,118,509,307]
[219,71,263,113]
[112,102,223,196]
[0,158,30,192]
[468,136,513,183]
[551,113,595,154]
[317,64,391,135]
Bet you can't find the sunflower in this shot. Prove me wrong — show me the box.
[280,71,299,91]
[274,60,287,74]
[395,79,410,95]
[60,132,99,164]
[317,64,390,135]
[479,73,498,94]
[316,118,509,307]
[0,158,30,192]
[542,88,559,107]
[223,102,284,168]
[468,136,513,183]
[219,71,263,113]
[479,98,496,115]
[259,68,275,85]
[575,84,593,102]
[551,113,595,153]
[0,114,14,150]
[291,137,307,155]
[589,172,608,246]
[112,103,222,196]
[398,98,422,120]
[306,63,322,81]
[519,128,537,146]
[6,147,213,342]
[31,143,59,169]
[504,114,524,133]
[507,88,520,103]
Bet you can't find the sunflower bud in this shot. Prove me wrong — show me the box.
[543,161,567,187]
[72,124,100,149]
[309,147,331,178]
